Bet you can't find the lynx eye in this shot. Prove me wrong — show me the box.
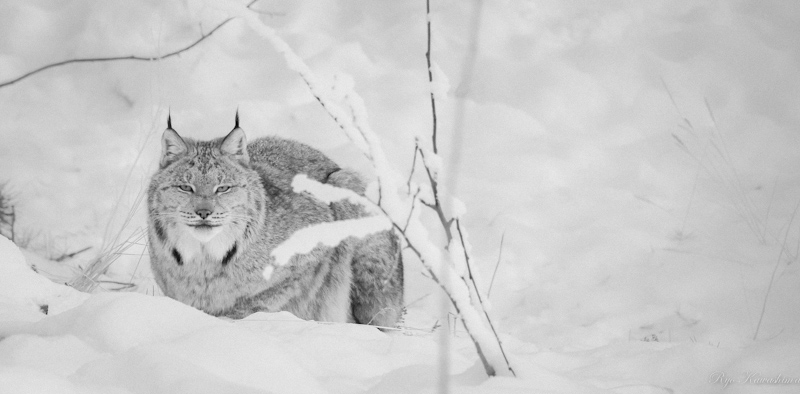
[216,185,232,194]
[177,185,194,193]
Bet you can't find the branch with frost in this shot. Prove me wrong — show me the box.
[417,0,514,377]
[414,157,514,377]
[452,217,512,371]
[388,201,513,377]
[225,1,514,377]
[417,140,453,241]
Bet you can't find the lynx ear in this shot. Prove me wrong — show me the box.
[220,126,249,165]
[160,127,188,168]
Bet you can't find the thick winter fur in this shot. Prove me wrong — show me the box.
[147,117,403,326]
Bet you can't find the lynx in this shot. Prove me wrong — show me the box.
[146,114,403,326]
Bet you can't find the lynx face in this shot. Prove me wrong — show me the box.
[158,159,246,241]
[147,122,266,265]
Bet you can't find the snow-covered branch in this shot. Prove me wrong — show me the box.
[226,0,514,378]
[266,175,392,277]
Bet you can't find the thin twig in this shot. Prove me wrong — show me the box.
[405,292,432,308]
[754,199,800,340]
[311,91,372,158]
[97,279,136,287]
[406,142,420,194]
[0,19,233,89]
[418,147,453,241]
[0,0,265,89]
[70,227,147,292]
[426,0,439,154]
[403,187,422,232]
[422,0,513,379]
[128,241,149,286]
[487,231,505,298]
[54,246,92,262]
[679,148,703,239]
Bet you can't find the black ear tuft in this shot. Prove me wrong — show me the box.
[234,108,239,129]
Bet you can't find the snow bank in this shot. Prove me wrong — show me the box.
[0,293,225,352]
[0,235,88,322]
[0,234,476,393]
[238,312,473,391]
[0,292,326,393]
[0,290,477,394]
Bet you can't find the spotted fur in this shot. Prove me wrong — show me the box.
[147,118,404,326]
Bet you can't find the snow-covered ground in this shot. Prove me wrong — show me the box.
[1,0,800,392]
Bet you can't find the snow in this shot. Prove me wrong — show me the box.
[270,215,392,271]
[0,235,89,322]
[268,174,392,272]
[429,62,451,104]
[291,173,376,210]
[1,0,800,392]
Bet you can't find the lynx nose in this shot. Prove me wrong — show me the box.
[195,209,212,219]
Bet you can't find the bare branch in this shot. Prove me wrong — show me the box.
[406,142,420,194]
[0,18,233,89]
[422,0,514,379]
[425,2,505,379]
[0,0,268,89]
[426,0,439,154]
[403,187,422,232]
[487,231,505,297]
